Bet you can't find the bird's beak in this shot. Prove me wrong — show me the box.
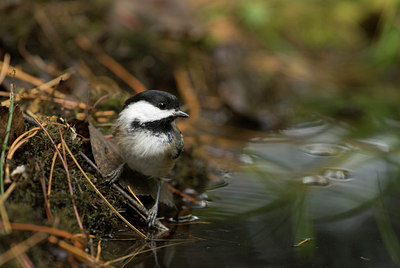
[174,109,190,118]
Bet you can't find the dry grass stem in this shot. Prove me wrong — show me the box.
[0,61,44,86]
[63,142,147,238]
[18,41,56,77]
[32,117,84,231]
[127,185,144,207]
[0,182,16,204]
[7,127,40,159]
[47,148,59,196]
[36,162,53,221]
[48,236,108,268]
[58,126,84,231]
[75,35,147,93]
[0,90,88,111]
[104,241,188,266]
[95,239,103,262]
[14,251,34,268]
[0,221,82,241]
[97,51,147,93]
[174,67,201,124]
[30,71,72,95]
[0,232,47,267]
[0,53,11,85]
[92,94,111,111]
[167,184,198,203]
[0,182,16,233]
[126,186,146,220]
[0,203,11,234]
[5,127,40,182]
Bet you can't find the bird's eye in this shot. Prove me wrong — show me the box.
[158,102,166,109]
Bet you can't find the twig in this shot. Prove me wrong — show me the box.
[0,53,10,85]
[0,182,16,234]
[48,236,104,268]
[120,243,147,267]
[18,39,58,77]
[127,185,144,207]
[0,91,88,110]
[0,232,48,267]
[75,35,147,93]
[0,71,72,107]
[79,154,144,217]
[79,152,168,231]
[36,162,53,221]
[30,70,72,95]
[95,239,102,262]
[167,184,198,203]
[64,143,147,238]
[0,201,11,234]
[174,67,201,124]
[0,182,16,204]
[92,94,111,112]
[1,84,15,195]
[14,251,34,268]
[111,184,147,221]
[0,221,81,240]
[58,126,84,232]
[97,51,147,93]
[104,241,188,266]
[0,61,44,86]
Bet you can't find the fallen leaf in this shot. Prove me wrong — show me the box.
[0,105,25,144]
[88,121,122,175]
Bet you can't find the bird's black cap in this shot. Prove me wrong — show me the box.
[123,90,180,110]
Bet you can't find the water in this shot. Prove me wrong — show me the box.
[105,120,400,267]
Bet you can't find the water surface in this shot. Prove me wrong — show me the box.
[107,120,400,267]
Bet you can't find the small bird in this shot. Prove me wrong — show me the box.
[113,90,189,227]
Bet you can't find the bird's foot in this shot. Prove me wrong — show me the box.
[105,163,125,184]
[147,203,158,227]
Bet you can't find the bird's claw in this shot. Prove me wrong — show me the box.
[105,163,125,184]
[147,204,158,227]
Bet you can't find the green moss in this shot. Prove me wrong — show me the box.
[5,122,127,242]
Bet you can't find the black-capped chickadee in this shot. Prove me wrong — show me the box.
[113,90,189,227]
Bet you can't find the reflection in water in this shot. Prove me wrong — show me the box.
[170,120,400,267]
[104,120,400,267]
[205,121,395,220]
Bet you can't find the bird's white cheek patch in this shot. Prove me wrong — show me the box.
[118,101,175,127]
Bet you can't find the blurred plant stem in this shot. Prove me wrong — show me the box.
[0,86,14,195]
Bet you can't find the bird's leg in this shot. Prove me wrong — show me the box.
[150,240,161,268]
[147,179,162,227]
[79,151,125,184]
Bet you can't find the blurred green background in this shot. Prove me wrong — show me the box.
[1,0,400,134]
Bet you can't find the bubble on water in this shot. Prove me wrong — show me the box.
[301,175,330,186]
[301,143,349,157]
[323,168,351,181]
[281,120,328,137]
[240,153,254,164]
